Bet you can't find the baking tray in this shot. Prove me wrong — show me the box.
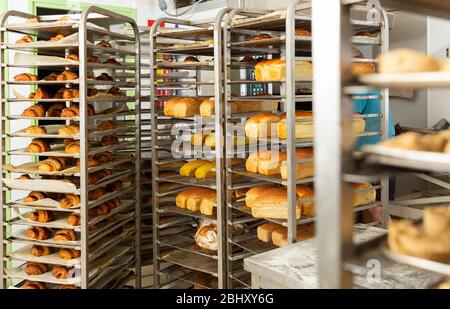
[9,197,78,210]
[358,72,450,89]
[11,227,80,247]
[160,205,216,222]
[363,144,450,173]
[3,178,79,194]
[160,234,218,259]
[156,60,214,70]
[161,249,218,277]
[7,245,81,267]
[381,242,450,276]
[9,209,82,231]
[157,174,218,190]
[231,167,314,186]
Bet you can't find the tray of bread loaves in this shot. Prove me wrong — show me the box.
[383,205,450,276]
[358,49,450,88]
[363,130,450,173]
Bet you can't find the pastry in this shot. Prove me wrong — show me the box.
[104,58,121,66]
[25,262,48,275]
[61,104,95,117]
[26,138,51,153]
[66,212,80,226]
[44,72,59,81]
[89,204,110,217]
[14,73,38,81]
[15,35,33,44]
[58,16,72,22]
[245,185,279,207]
[31,245,52,257]
[52,265,71,279]
[24,126,47,134]
[56,70,78,81]
[98,121,118,131]
[62,89,80,99]
[96,40,112,48]
[26,227,51,240]
[295,28,311,36]
[355,31,374,37]
[23,281,46,289]
[255,59,313,81]
[22,104,46,117]
[87,55,101,63]
[66,53,79,61]
[183,56,200,62]
[195,223,219,251]
[58,124,79,135]
[194,162,216,179]
[88,188,104,200]
[24,191,47,203]
[49,34,65,42]
[94,152,113,163]
[28,210,54,223]
[18,174,32,180]
[101,135,119,146]
[64,140,80,154]
[60,194,80,209]
[54,229,77,241]
[59,248,81,260]
[34,88,50,100]
[76,156,99,167]
[378,49,441,73]
[47,103,65,117]
[105,197,120,210]
[106,180,123,192]
[254,33,271,40]
[57,285,80,289]
[244,113,282,139]
[108,87,125,96]
[96,73,114,81]
[38,157,66,172]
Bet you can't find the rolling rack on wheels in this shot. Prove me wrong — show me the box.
[223,2,389,288]
[150,9,235,289]
[314,0,449,289]
[0,6,141,289]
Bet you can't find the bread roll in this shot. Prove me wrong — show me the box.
[257,222,280,242]
[378,49,441,74]
[191,132,208,146]
[245,113,282,139]
[272,223,315,247]
[255,59,313,81]
[280,148,314,180]
[352,183,376,207]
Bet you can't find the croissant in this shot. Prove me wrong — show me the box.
[108,87,125,97]
[47,103,65,117]
[63,89,80,99]
[54,229,77,241]
[58,124,80,135]
[14,73,38,81]
[52,265,71,279]
[60,194,80,209]
[59,248,81,260]
[96,73,113,81]
[25,262,48,275]
[57,284,80,289]
[31,245,52,257]
[105,197,120,210]
[33,88,50,99]
[66,54,79,61]
[94,152,113,163]
[28,210,54,223]
[26,226,51,240]
[25,125,47,134]
[106,180,123,192]
[26,138,51,153]
[22,104,45,117]
[104,58,121,66]
[58,16,72,22]
[24,191,47,203]
[116,162,134,171]
[18,174,31,180]
[96,40,112,48]
[76,156,99,167]
[98,121,117,131]
[15,35,33,44]
[38,157,65,172]
[23,280,46,289]
[89,204,110,217]
[61,105,79,117]
[67,213,80,226]
[95,169,112,180]
[49,34,65,42]
[44,72,59,81]
[65,140,80,154]
[87,55,101,63]
[88,188,104,200]
[101,135,119,146]
[56,70,78,81]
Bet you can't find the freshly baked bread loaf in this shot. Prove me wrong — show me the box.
[60,194,80,209]
[176,187,216,210]
[191,132,208,146]
[251,185,314,220]
[22,104,46,117]
[26,226,51,240]
[272,223,315,247]
[195,223,218,250]
[199,98,278,116]
[246,150,287,175]
[245,113,282,139]
[380,131,449,153]
[25,125,47,134]
[163,97,182,116]
[24,191,47,203]
[54,229,77,241]
[378,49,441,73]
[47,103,65,117]
[179,160,211,177]
[280,148,314,180]
[245,185,279,207]
[353,183,376,207]
[255,59,313,81]
[23,281,46,289]
[172,98,203,117]
[14,73,38,81]
[26,138,50,153]
[31,245,52,257]
[25,262,48,275]
[15,35,33,44]
[352,61,376,75]
[257,222,280,243]
[199,195,217,216]
[57,70,78,81]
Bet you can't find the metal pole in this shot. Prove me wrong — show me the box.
[313,0,354,288]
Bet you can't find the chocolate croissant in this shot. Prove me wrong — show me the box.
[23,280,46,289]
[94,152,113,163]
[60,194,80,209]
[106,180,123,192]
[56,70,78,81]
[25,262,48,275]
[59,248,81,260]
[54,229,77,241]
[38,157,66,172]
[28,210,54,223]
[47,103,65,117]
[24,191,47,203]
[31,245,52,257]
[30,88,50,100]
[22,104,46,117]
[26,227,51,240]
[26,138,50,153]
[67,213,80,226]
[52,265,71,279]
[101,135,119,146]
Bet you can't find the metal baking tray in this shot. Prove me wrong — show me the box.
[157,174,218,190]
[159,205,216,222]
[161,249,218,277]
[160,234,218,260]
[7,245,80,267]
[231,167,314,186]
[359,72,450,89]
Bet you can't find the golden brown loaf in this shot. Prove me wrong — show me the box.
[377,49,441,74]
[245,185,281,207]
[257,222,280,243]
[195,223,218,250]
[14,73,38,81]
[199,98,278,116]
[280,148,314,180]
[22,104,46,117]
[26,138,51,153]
[172,98,203,117]
[352,183,376,207]
[163,97,182,116]
[352,61,376,75]
[176,187,216,211]
[255,59,313,81]
[271,223,315,247]
[245,113,282,139]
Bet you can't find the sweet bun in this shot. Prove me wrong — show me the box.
[59,248,80,260]
[108,87,125,96]
[31,245,52,257]
[38,157,67,172]
[52,265,71,279]
[94,152,113,163]
[28,210,54,223]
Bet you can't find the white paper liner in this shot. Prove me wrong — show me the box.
[14,52,79,66]
[8,245,80,267]
[8,20,76,28]
[13,209,80,231]
[3,179,79,195]
[13,198,63,208]
[6,264,80,285]
[13,228,80,246]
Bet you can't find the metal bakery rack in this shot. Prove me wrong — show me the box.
[223,2,388,288]
[314,0,449,288]
[0,6,141,289]
[150,9,237,289]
